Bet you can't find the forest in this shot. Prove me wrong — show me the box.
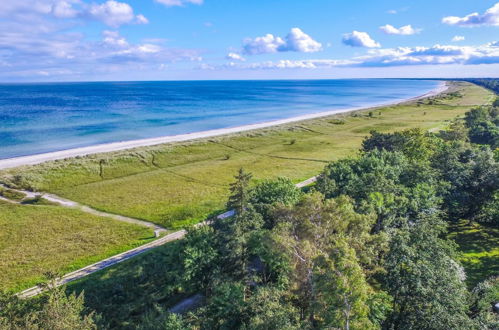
[1,96,498,329]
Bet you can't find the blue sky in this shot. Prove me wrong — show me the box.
[1,0,499,81]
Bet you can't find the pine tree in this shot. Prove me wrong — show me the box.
[227,168,252,215]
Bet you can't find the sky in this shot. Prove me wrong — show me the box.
[1,0,499,81]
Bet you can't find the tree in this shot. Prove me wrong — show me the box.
[227,168,253,215]
[0,285,97,330]
[433,143,499,222]
[383,216,474,330]
[361,129,439,161]
[181,226,220,293]
[464,107,499,147]
[202,282,247,330]
[469,276,499,329]
[272,193,382,326]
[313,240,373,330]
[244,287,302,330]
[250,177,302,228]
[439,120,469,142]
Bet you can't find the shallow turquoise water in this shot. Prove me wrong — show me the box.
[0,79,440,159]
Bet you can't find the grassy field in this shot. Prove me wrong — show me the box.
[448,220,499,288]
[0,82,494,229]
[0,201,155,292]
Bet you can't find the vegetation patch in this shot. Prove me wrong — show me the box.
[0,201,155,292]
[449,220,499,288]
[0,187,26,201]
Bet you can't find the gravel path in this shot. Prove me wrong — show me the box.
[10,178,310,298]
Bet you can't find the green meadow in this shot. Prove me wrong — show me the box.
[0,201,154,292]
[0,81,493,229]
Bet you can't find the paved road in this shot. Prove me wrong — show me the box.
[12,178,309,298]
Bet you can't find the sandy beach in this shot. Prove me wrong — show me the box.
[0,81,448,170]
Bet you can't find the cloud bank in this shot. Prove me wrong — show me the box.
[210,43,499,70]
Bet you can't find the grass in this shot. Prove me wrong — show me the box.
[0,187,26,201]
[0,82,494,229]
[0,200,155,292]
[448,220,499,288]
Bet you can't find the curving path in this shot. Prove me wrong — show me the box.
[1,184,166,236]
[10,177,310,298]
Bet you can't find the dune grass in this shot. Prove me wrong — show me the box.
[0,201,155,292]
[448,220,499,288]
[0,82,494,229]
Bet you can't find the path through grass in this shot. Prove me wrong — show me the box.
[0,201,155,292]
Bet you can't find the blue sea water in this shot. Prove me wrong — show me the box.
[0,79,440,159]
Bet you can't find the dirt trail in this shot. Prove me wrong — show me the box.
[12,178,311,298]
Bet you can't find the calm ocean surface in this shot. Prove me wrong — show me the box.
[0,79,440,159]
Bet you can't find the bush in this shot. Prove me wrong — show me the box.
[0,188,26,201]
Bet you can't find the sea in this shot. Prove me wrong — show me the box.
[0,79,441,159]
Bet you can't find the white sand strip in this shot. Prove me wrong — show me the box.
[0,81,448,170]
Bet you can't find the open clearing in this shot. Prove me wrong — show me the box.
[0,201,154,292]
[0,82,493,229]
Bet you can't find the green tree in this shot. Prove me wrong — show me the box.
[433,143,498,222]
[227,168,253,215]
[250,177,302,228]
[361,129,439,161]
[182,225,220,293]
[203,282,246,330]
[244,287,302,330]
[469,276,499,329]
[0,285,96,330]
[383,216,474,330]
[273,193,382,326]
[313,240,374,330]
[439,119,469,142]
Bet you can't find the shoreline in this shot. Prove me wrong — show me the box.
[0,81,449,170]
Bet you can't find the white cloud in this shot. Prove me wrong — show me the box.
[87,1,145,28]
[452,36,465,42]
[243,34,285,55]
[489,41,499,47]
[284,27,323,52]
[342,31,380,48]
[380,24,421,35]
[442,2,499,27]
[387,9,397,15]
[155,0,203,7]
[135,14,149,24]
[226,52,245,61]
[51,1,79,18]
[242,28,322,55]
[102,30,129,47]
[0,1,148,28]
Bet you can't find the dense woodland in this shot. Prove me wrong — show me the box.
[1,92,498,329]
